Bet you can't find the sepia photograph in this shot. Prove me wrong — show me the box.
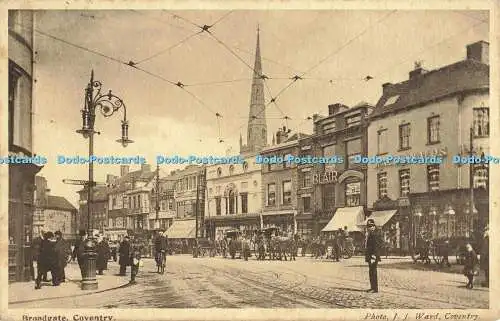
[1,2,497,320]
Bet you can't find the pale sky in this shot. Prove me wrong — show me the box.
[31,10,489,206]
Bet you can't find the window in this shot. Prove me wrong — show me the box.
[161,201,166,211]
[473,163,488,188]
[377,172,388,199]
[262,129,266,140]
[282,181,292,205]
[323,184,335,209]
[346,138,362,167]
[377,129,388,154]
[8,64,20,147]
[427,165,440,192]
[242,161,249,172]
[302,171,312,188]
[283,154,292,168]
[383,95,400,106]
[229,165,235,175]
[168,199,173,210]
[267,163,272,172]
[217,167,222,177]
[473,108,489,137]
[215,197,221,216]
[228,190,236,214]
[427,116,440,144]
[302,196,311,212]
[322,120,336,134]
[346,114,362,127]
[399,169,410,197]
[112,197,117,207]
[345,181,361,206]
[267,183,276,206]
[241,193,248,213]
[399,123,411,150]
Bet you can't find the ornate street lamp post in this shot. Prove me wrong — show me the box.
[76,70,133,290]
[444,205,455,239]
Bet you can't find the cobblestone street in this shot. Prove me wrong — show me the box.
[10,255,489,309]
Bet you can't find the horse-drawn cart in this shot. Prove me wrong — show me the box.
[225,230,251,260]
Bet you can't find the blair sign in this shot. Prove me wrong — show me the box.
[313,170,339,185]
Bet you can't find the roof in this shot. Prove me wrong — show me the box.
[370,59,489,119]
[45,195,77,211]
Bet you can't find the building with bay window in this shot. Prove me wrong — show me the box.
[367,41,489,253]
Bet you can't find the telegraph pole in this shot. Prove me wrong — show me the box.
[156,164,160,226]
[468,127,475,238]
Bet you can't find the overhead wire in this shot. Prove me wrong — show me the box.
[130,10,194,33]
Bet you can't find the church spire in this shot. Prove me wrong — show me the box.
[242,26,267,154]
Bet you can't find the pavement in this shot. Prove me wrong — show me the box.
[9,260,130,305]
[9,254,490,309]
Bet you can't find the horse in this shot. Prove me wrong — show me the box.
[155,250,166,274]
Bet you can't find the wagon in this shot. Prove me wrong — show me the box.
[193,238,215,258]
[225,230,251,260]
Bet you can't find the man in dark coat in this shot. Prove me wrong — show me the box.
[31,230,48,282]
[118,236,131,276]
[365,219,382,293]
[96,235,111,275]
[130,242,142,284]
[480,225,489,287]
[54,231,71,283]
[35,232,59,289]
[72,230,87,278]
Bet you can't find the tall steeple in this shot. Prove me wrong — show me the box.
[242,26,267,154]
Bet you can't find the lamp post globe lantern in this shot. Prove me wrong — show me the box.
[76,70,132,290]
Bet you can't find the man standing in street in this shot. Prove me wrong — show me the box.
[72,230,87,278]
[365,219,381,293]
[480,225,489,287]
[130,240,142,284]
[119,236,131,276]
[54,231,71,283]
[31,230,48,282]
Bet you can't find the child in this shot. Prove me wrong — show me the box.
[463,243,479,289]
[130,244,142,284]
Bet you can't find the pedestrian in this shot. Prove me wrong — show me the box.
[54,231,71,283]
[365,219,382,293]
[96,235,111,275]
[118,236,131,276]
[31,230,47,282]
[72,230,87,278]
[463,243,479,289]
[130,242,142,284]
[333,231,342,262]
[35,231,59,289]
[480,225,489,287]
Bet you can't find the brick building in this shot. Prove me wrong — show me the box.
[301,102,373,238]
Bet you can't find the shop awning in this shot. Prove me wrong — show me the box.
[261,210,297,216]
[321,206,364,232]
[360,210,397,227]
[166,219,196,239]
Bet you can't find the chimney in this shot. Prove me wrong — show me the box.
[276,126,291,145]
[409,61,427,80]
[467,41,489,65]
[106,174,118,184]
[141,164,151,173]
[120,165,129,177]
[276,128,283,145]
[328,103,349,115]
[382,82,393,95]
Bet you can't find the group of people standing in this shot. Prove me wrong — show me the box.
[32,230,71,289]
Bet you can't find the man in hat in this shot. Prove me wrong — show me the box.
[72,229,87,278]
[480,225,489,287]
[118,235,131,276]
[54,231,71,282]
[365,219,382,293]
